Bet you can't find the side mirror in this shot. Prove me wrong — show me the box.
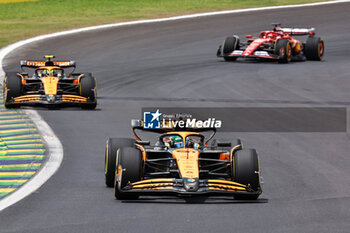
[245,35,253,38]
[131,119,142,128]
[217,142,232,147]
[135,141,150,145]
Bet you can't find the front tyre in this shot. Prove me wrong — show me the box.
[114,147,142,200]
[233,149,262,200]
[304,37,324,61]
[275,39,292,63]
[3,72,22,108]
[105,138,135,187]
[79,73,97,109]
[222,36,239,61]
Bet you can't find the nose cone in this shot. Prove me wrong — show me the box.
[183,178,199,192]
[46,94,56,103]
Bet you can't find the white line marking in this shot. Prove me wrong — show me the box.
[0,110,63,211]
[0,0,349,211]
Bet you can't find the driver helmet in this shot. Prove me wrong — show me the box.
[51,69,58,77]
[42,69,57,77]
[273,25,281,32]
[172,135,183,148]
[42,69,50,77]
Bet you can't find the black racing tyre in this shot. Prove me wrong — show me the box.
[105,138,135,187]
[275,39,292,63]
[3,72,22,108]
[304,37,324,61]
[233,149,261,200]
[222,36,239,61]
[79,73,97,109]
[114,147,142,200]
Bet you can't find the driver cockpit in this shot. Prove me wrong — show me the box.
[157,133,203,149]
[37,68,63,78]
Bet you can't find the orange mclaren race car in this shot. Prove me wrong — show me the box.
[105,120,262,200]
[3,55,97,109]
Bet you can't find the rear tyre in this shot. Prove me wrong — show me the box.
[304,37,324,61]
[114,147,142,200]
[233,149,261,200]
[222,36,239,61]
[3,72,22,108]
[275,39,292,63]
[79,73,97,109]
[105,138,135,187]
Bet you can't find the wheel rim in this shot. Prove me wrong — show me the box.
[279,47,285,57]
[318,42,324,57]
[286,44,292,58]
[115,165,122,192]
[105,143,109,174]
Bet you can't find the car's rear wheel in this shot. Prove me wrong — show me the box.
[105,138,135,187]
[114,147,142,200]
[222,36,239,61]
[4,72,22,108]
[275,39,292,63]
[304,37,324,61]
[232,149,261,200]
[79,73,97,109]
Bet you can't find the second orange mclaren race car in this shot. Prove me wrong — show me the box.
[3,55,97,109]
[105,119,263,200]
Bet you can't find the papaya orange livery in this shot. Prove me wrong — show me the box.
[3,55,97,109]
[104,119,263,200]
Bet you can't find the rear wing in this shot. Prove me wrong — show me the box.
[20,60,76,68]
[280,27,315,36]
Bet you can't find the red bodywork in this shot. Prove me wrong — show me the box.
[229,29,303,59]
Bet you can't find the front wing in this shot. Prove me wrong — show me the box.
[8,94,93,106]
[217,48,278,60]
[119,178,261,196]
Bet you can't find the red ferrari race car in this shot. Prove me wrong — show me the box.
[217,24,324,63]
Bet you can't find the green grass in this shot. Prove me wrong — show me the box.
[0,0,328,48]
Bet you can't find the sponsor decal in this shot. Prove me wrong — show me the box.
[253,51,269,56]
[143,109,162,129]
[232,50,243,55]
[143,109,222,129]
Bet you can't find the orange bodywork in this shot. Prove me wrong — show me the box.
[172,148,199,179]
[219,152,229,160]
[61,95,87,103]
[41,76,59,95]
[39,66,60,95]
[14,95,41,103]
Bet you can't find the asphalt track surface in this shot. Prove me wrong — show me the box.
[1,3,350,233]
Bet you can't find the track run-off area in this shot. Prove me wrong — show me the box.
[0,1,350,233]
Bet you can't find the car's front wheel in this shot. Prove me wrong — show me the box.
[105,138,135,187]
[222,36,240,61]
[4,72,22,108]
[114,147,142,200]
[232,149,262,200]
[275,39,292,63]
[79,73,97,109]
